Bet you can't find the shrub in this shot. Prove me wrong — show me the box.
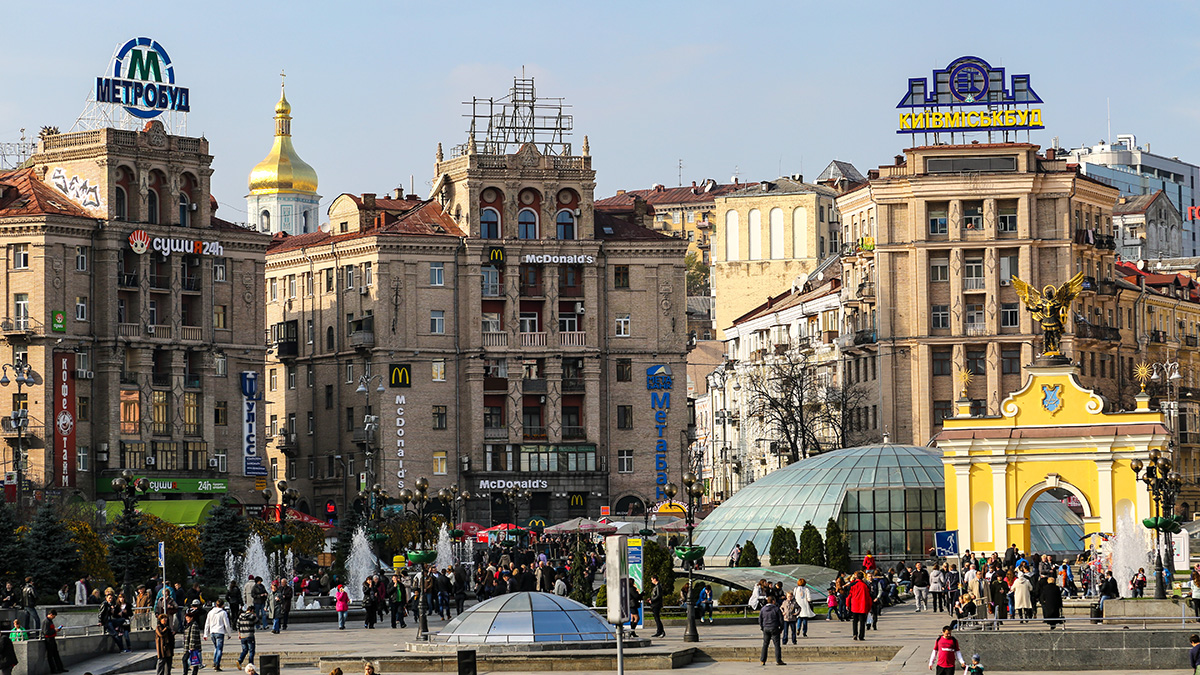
[737,540,760,567]
[769,526,799,565]
[595,584,607,608]
[719,589,751,606]
[825,518,851,573]
[798,521,826,567]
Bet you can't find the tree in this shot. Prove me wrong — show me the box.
[797,521,826,567]
[642,539,675,598]
[24,506,81,591]
[107,507,156,591]
[768,526,799,565]
[65,520,114,588]
[142,515,203,585]
[200,499,249,585]
[825,518,851,573]
[736,540,760,567]
[569,540,592,606]
[0,502,24,580]
[685,252,710,296]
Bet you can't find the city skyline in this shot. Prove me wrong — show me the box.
[4,1,1200,228]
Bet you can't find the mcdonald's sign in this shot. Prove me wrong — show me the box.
[487,247,505,265]
[389,364,412,388]
[569,493,585,507]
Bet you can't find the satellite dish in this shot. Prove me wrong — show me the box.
[320,223,331,233]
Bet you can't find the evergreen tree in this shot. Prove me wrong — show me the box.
[768,526,799,565]
[569,540,591,605]
[199,499,250,585]
[797,521,826,567]
[106,508,156,592]
[736,540,760,567]
[825,518,851,573]
[24,506,81,591]
[642,539,675,597]
[0,502,24,580]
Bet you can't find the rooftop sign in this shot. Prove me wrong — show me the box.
[96,37,190,120]
[896,56,1043,135]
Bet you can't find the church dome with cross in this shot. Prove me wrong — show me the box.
[246,74,321,235]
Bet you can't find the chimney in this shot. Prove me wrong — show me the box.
[633,195,648,227]
[867,169,880,179]
[1046,148,1056,160]
[363,193,376,209]
[393,188,403,199]
[733,177,739,185]
[406,194,419,200]
[894,155,903,166]
[616,189,626,196]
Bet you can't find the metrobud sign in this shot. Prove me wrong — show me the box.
[96,37,190,119]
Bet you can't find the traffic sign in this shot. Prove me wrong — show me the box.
[157,541,166,568]
[934,530,959,557]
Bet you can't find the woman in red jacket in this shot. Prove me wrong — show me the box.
[847,571,872,641]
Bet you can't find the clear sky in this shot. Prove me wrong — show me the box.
[4,1,1200,225]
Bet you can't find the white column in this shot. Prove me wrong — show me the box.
[1096,460,1114,532]
[991,463,1008,550]
[955,463,972,547]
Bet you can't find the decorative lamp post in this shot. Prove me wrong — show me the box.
[666,472,706,643]
[503,487,532,542]
[0,361,36,516]
[398,477,436,640]
[355,374,386,500]
[450,488,472,560]
[110,469,150,599]
[1132,449,1184,599]
[360,483,391,574]
[270,480,300,581]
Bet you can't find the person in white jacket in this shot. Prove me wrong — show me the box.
[203,599,233,672]
[791,579,816,639]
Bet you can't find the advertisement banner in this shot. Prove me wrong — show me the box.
[53,352,76,488]
[241,372,266,477]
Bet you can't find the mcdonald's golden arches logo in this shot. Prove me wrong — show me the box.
[569,493,584,506]
[487,247,505,264]
[526,518,546,528]
[389,364,412,388]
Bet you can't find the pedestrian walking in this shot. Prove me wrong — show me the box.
[389,575,408,629]
[966,653,984,675]
[41,610,65,674]
[1189,634,1199,675]
[1013,574,1033,622]
[334,584,350,630]
[156,614,175,675]
[0,626,16,675]
[912,562,931,612]
[929,565,945,613]
[927,625,965,675]
[235,605,256,668]
[648,575,664,638]
[203,599,232,671]
[848,571,871,641]
[792,579,814,638]
[779,592,798,644]
[1039,576,1064,629]
[182,609,202,675]
[757,594,785,666]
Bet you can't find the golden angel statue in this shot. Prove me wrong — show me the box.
[1011,271,1085,358]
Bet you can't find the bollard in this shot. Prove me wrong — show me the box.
[259,654,280,675]
[457,649,477,675]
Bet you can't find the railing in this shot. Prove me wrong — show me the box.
[151,422,170,436]
[1151,330,1168,343]
[118,273,138,287]
[857,281,875,299]
[350,331,375,347]
[180,326,202,341]
[523,379,547,393]
[149,274,170,289]
[481,281,504,297]
[120,371,138,385]
[275,338,298,358]
[519,284,543,297]
[1187,336,1199,347]
[181,276,201,292]
[1098,233,1116,250]
[854,329,877,345]
[0,421,45,441]
[562,378,585,392]
[484,426,508,440]
[149,325,171,339]
[521,332,547,347]
[562,425,586,440]
[559,285,584,298]
[1075,321,1120,341]
[963,277,985,291]
[184,374,201,389]
[559,331,586,347]
[1098,279,1117,296]
[152,373,171,387]
[965,323,987,336]
[183,423,201,437]
[523,426,547,440]
[118,323,140,337]
[352,427,374,444]
[483,376,508,391]
[482,332,508,347]
[1081,275,1098,292]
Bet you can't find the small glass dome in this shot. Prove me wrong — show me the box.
[439,592,614,643]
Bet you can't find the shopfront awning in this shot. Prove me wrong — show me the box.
[106,499,221,526]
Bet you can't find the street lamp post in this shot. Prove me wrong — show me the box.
[1132,450,1184,599]
[666,472,705,643]
[398,477,436,640]
[355,374,386,502]
[361,483,391,575]
[271,480,300,582]
[110,469,150,599]
[503,486,532,542]
[0,361,36,516]
[450,488,473,561]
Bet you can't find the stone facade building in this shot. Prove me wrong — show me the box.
[0,122,268,514]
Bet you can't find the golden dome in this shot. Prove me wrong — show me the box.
[248,81,317,195]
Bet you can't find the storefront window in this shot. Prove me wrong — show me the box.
[840,487,945,557]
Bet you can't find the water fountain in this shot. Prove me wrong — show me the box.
[1104,512,1152,596]
[346,526,375,601]
[244,533,272,583]
[435,524,455,570]
[224,549,242,590]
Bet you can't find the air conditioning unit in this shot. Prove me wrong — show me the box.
[574,302,585,314]
[359,286,369,295]
[999,280,1012,287]
[146,325,155,335]
[189,203,199,212]
[145,456,156,467]
[208,458,219,468]
[76,369,94,380]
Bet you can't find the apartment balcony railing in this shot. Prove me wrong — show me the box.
[184,374,201,389]
[1151,330,1168,344]
[484,426,509,441]
[484,376,508,391]
[482,281,504,297]
[180,326,203,341]
[853,329,877,345]
[562,378,585,392]
[118,273,138,287]
[562,425,586,440]
[521,332,547,347]
[965,323,987,336]
[523,425,547,441]
[857,281,875,299]
[523,379,547,393]
[482,332,508,347]
[350,331,375,347]
[181,276,201,292]
[118,323,140,337]
[152,373,171,387]
[149,274,170,290]
[963,277,985,291]
[559,331,586,347]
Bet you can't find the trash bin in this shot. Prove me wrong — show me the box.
[458,649,477,675]
[259,654,280,675]
[1090,602,1102,624]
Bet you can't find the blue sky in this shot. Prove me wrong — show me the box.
[4,1,1200,224]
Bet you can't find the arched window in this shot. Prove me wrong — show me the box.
[147,189,159,225]
[556,211,576,240]
[325,326,334,351]
[114,187,127,221]
[302,210,310,233]
[724,210,739,261]
[260,210,271,231]
[769,207,784,259]
[518,209,538,239]
[748,209,762,260]
[480,208,500,239]
[793,207,807,258]
[178,193,189,228]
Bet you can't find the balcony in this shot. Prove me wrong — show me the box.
[181,276,201,292]
[1098,279,1117,296]
[352,427,376,445]
[963,277,985,291]
[274,431,297,456]
[148,325,171,339]
[1080,276,1098,292]
[1151,330,1168,344]
[558,285,584,298]
[118,273,138,287]
[482,281,504,297]
[1188,335,1199,348]
[523,378,547,393]
[484,376,508,391]
[274,338,299,358]
[1075,320,1121,342]
[0,421,45,442]
[120,371,138,385]
[118,323,140,337]
[523,425,547,441]
[180,326,202,341]
[149,274,170,290]
[562,425,586,440]
[183,423,202,437]
[184,374,201,389]
[562,377,585,392]
[559,331,587,347]
[484,426,509,441]
[857,281,875,300]
[521,332,547,347]
[1098,233,1116,250]
[482,332,508,347]
[350,331,375,348]
[965,323,988,336]
[152,372,171,387]
[853,329,877,345]
[1,317,35,337]
[519,283,543,298]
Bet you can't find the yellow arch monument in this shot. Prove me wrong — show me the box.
[938,362,1169,554]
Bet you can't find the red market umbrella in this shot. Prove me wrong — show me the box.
[458,522,484,536]
[480,523,527,533]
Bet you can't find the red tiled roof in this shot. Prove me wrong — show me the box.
[268,200,464,254]
[594,211,675,241]
[0,168,94,218]
[344,194,426,212]
[595,182,749,208]
[1114,190,1166,216]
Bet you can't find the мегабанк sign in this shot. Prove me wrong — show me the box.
[647,364,673,500]
[96,38,190,120]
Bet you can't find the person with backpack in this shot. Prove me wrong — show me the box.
[928,625,965,675]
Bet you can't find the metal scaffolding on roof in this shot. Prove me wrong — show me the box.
[455,77,573,158]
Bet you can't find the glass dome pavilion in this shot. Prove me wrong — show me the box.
[692,443,1081,561]
[437,592,615,643]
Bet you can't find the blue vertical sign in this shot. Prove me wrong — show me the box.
[647,365,673,500]
[158,540,165,568]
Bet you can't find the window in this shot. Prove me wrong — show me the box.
[287,275,296,298]
[214,401,228,426]
[271,457,279,481]
[183,392,200,436]
[344,265,355,289]
[213,449,227,473]
[616,358,632,382]
[305,271,313,295]
[75,296,88,321]
[519,312,539,333]
[482,312,501,333]
[214,257,227,282]
[260,209,270,230]
[306,320,314,344]
[518,209,538,239]
[933,400,953,423]
[307,411,314,435]
[115,187,127,220]
[931,305,950,329]
[326,327,334,351]
[433,450,448,475]
[214,353,227,377]
[480,208,500,239]
[966,303,984,332]
[147,189,160,225]
[430,310,445,334]
[970,399,986,416]
[75,246,88,271]
[966,349,986,376]
[928,204,948,235]
[432,359,446,382]
[306,365,313,388]
[963,258,984,289]
[269,369,278,391]
[1002,349,1021,374]
[617,405,633,429]
[363,262,373,287]
[618,449,633,473]
[484,406,504,430]
[77,396,91,422]
[1001,303,1019,328]
[556,211,576,240]
[121,441,146,470]
[325,268,334,292]
[345,364,354,383]
[614,265,630,289]
[12,244,28,269]
[1000,253,1019,282]
[269,278,278,302]
[930,258,949,282]
[963,201,983,229]
[998,200,1018,232]
[433,405,447,429]
[481,266,501,296]
[840,487,945,558]
[77,445,89,472]
[287,366,296,390]
[429,262,444,286]
[12,294,27,329]
[325,384,334,409]
[213,304,227,329]
[932,349,952,376]
[616,314,631,337]
[151,390,170,436]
